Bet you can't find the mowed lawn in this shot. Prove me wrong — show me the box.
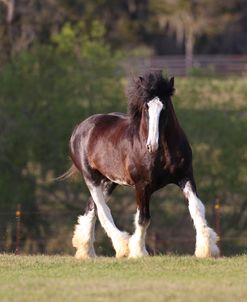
[0,255,246,302]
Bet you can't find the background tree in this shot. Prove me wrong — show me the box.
[0,21,125,253]
[149,0,239,71]
[0,0,14,23]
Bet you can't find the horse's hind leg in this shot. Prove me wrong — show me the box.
[72,181,117,259]
[181,178,220,258]
[86,180,130,258]
[72,197,97,259]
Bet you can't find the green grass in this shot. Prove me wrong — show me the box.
[0,255,246,302]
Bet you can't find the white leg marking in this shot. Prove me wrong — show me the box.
[146,97,163,153]
[87,185,129,258]
[72,208,97,259]
[183,182,220,258]
[129,209,149,258]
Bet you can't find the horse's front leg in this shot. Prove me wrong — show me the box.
[129,184,151,258]
[180,178,220,258]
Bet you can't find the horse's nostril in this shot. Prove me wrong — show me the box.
[146,144,152,153]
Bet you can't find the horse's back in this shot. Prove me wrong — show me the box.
[82,112,130,152]
[71,112,127,141]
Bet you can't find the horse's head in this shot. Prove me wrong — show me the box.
[127,70,175,153]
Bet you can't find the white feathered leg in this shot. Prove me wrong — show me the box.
[72,205,97,259]
[86,184,129,258]
[183,181,220,258]
[129,209,150,258]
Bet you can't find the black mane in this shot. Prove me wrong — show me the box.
[127,70,175,120]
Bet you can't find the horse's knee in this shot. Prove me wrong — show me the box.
[85,197,95,214]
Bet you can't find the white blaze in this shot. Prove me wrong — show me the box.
[146,97,163,153]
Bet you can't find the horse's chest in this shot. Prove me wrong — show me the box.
[153,151,189,188]
[142,151,186,186]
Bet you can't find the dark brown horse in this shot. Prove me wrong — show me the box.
[63,71,219,259]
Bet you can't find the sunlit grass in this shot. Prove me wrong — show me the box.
[0,254,246,302]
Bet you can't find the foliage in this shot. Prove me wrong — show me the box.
[0,21,124,252]
[1,0,247,64]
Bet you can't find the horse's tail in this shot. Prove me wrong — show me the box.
[54,164,79,181]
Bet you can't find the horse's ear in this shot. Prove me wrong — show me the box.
[169,77,175,89]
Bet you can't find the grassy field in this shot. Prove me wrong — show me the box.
[0,254,246,302]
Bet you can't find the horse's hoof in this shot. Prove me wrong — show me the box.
[73,239,97,260]
[195,227,220,258]
[128,250,149,258]
[114,232,130,258]
[74,248,96,260]
[128,234,149,258]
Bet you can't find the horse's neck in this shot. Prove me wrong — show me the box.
[139,110,148,140]
[162,102,182,146]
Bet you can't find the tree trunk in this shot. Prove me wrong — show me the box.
[185,29,195,74]
[0,0,15,23]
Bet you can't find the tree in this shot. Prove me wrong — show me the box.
[0,0,14,23]
[0,0,148,65]
[149,0,239,71]
[0,21,125,253]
